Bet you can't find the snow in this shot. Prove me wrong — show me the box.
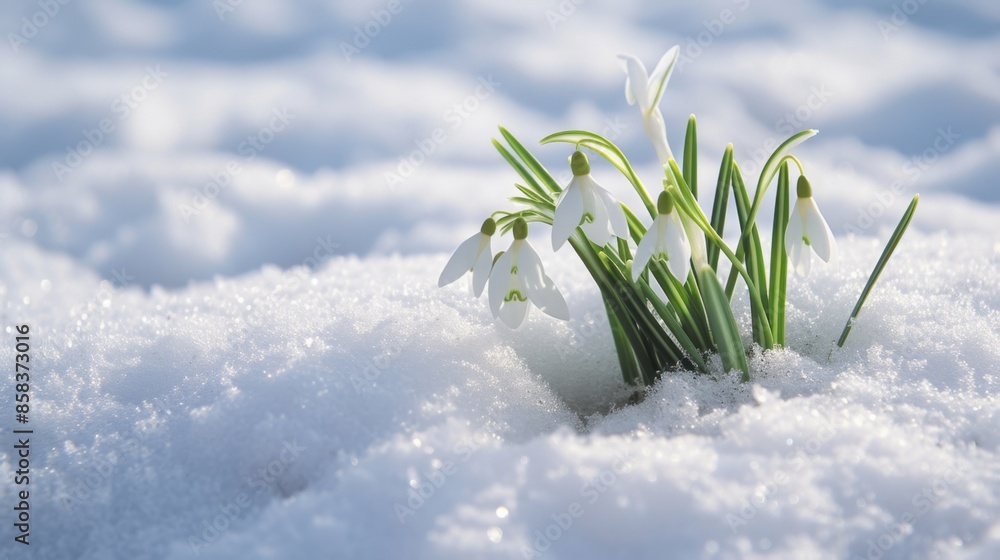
[2,231,999,559]
[1,0,1000,559]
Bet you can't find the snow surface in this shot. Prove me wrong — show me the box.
[2,231,999,559]
[1,0,999,559]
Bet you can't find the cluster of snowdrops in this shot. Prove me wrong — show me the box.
[438,46,917,386]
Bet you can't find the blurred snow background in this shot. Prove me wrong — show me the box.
[0,0,998,559]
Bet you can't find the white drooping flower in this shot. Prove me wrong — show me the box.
[620,46,680,167]
[632,191,692,282]
[438,218,495,296]
[785,176,837,276]
[489,218,569,329]
[551,151,629,251]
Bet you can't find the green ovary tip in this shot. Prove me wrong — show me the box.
[570,151,590,176]
[797,175,812,198]
[657,190,674,215]
[513,218,528,240]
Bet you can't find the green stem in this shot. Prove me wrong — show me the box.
[603,296,642,385]
[768,163,790,346]
[666,160,775,349]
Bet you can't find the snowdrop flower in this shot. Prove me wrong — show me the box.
[490,218,569,329]
[551,151,629,251]
[620,46,680,166]
[632,191,692,282]
[785,176,837,276]
[438,218,496,296]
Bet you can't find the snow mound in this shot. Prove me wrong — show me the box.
[1,230,998,559]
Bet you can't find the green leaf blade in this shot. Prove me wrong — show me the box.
[683,115,698,200]
[837,194,920,347]
[708,145,733,271]
[697,265,750,380]
[768,163,790,346]
[498,127,564,194]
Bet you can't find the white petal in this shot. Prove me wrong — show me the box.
[438,233,483,287]
[631,221,659,282]
[664,212,692,281]
[499,271,531,328]
[618,57,638,106]
[647,46,679,109]
[650,274,669,304]
[619,54,650,111]
[789,239,811,276]
[580,185,613,247]
[552,180,584,251]
[784,201,805,261]
[593,182,630,240]
[803,198,836,264]
[488,250,513,317]
[516,241,546,293]
[643,109,673,166]
[529,275,570,321]
[499,297,530,329]
[471,236,492,297]
[680,211,708,266]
